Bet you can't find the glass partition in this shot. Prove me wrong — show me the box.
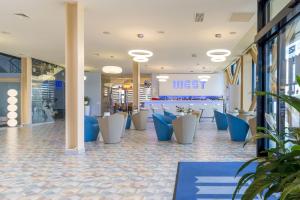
[32,59,65,123]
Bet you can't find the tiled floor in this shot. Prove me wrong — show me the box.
[0,120,255,200]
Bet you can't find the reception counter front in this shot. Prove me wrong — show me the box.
[143,99,224,119]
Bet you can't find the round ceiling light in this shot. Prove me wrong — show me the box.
[156,75,169,79]
[211,57,226,62]
[7,96,18,105]
[128,50,153,58]
[102,66,122,74]
[206,49,231,57]
[133,56,149,63]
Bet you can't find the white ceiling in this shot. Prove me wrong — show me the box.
[0,0,257,74]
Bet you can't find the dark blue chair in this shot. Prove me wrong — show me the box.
[164,111,177,124]
[84,116,100,142]
[226,114,249,142]
[214,110,228,130]
[126,115,132,129]
[152,113,173,141]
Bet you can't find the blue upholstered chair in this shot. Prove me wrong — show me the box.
[164,110,177,121]
[226,114,249,142]
[214,110,228,130]
[84,116,100,142]
[126,115,132,129]
[152,114,173,141]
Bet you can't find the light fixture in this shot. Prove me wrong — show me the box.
[102,66,122,74]
[84,76,87,81]
[200,78,209,82]
[128,50,153,58]
[158,79,167,82]
[156,75,169,79]
[211,57,226,62]
[198,75,211,79]
[7,89,18,97]
[206,49,231,57]
[7,89,18,127]
[128,49,153,63]
[133,56,149,63]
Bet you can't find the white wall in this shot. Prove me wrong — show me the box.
[84,72,101,116]
[159,73,224,96]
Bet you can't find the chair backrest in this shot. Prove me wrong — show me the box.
[164,111,177,120]
[226,113,249,128]
[173,115,197,132]
[153,113,168,125]
[100,114,124,134]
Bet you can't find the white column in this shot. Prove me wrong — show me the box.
[132,61,140,110]
[65,2,85,152]
[20,57,32,125]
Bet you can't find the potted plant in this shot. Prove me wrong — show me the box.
[233,76,300,200]
[84,96,90,116]
[176,106,185,116]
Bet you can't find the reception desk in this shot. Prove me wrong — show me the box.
[143,99,224,119]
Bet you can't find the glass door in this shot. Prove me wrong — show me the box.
[265,37,278,132]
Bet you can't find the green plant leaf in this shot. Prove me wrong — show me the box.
[291,145,300,151]
[280,184,300,200]
[296,75,300,86]
[235,158,259,177]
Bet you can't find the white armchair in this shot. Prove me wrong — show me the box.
[132,110,149,130]
[172,115,197,144]
[100,114,124,144]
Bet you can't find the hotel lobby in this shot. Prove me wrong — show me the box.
[0,0,300,199]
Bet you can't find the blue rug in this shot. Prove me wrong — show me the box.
[173,162,276,200]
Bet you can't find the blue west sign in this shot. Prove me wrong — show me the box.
[173,80,206,89]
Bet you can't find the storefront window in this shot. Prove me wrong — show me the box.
[0,53,21,127]
[266,0,291,23]
[280,15,300,129]
[32,59,65,123]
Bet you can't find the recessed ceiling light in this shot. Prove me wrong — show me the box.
[158,79,167,82]
[102,31,111,35]
[110,55,114,59]
[102,66,122,74]
[137,33,144,39]
[93,52,100,56]
[190,70,194,73]
[192,54,197,58]
[14,13,30,19]
[215,33,222,38]
[198,75,211,79]
[157,30,165,34]
[194,12,205,22]
[230,31,237,35]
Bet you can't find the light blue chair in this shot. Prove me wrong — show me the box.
[214,110,228,130]
[152,114,173,141]
[164,111,177,124]
[226,114,249,142]
[84,116,100,142]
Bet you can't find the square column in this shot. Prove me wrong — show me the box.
[65,2,85,152]
[20,57,32,125]
[132,61,140,111]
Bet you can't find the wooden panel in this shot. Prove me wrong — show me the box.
[232,58,241,84]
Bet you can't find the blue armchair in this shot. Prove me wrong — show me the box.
[153,114,173,141]
[226,114,249,142]
[126,115,132,129]
[84,116,100,142]
[214,110,228,130]
[164,111,177,124]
